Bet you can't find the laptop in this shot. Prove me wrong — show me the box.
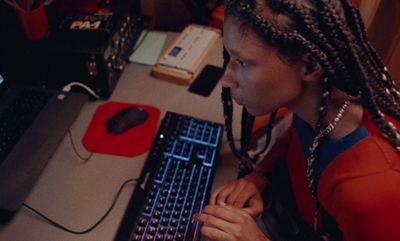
[0,73,88,221]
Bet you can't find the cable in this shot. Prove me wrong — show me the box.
[62,82,101,100]
[67,129,93,162]
[22,178,138,235]
[67,128,111,162]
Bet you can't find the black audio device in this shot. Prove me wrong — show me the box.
[47,0,143,99]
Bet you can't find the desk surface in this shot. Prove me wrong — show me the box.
[0,32,242,241]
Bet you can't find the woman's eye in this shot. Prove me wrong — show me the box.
[236,59,249,68]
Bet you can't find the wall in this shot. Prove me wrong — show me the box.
[386,33,400,86]
[141,0,192,31]
[364,0,400,84]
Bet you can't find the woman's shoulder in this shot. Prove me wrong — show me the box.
[318,136,400,241]
[321,135,400,181]
[318,133,400,206]
[324,109,400,174]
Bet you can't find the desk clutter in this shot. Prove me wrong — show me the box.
[1,0,144,100]
[151,24,221,85]
[48,0,144,99]
[0,1,228,239]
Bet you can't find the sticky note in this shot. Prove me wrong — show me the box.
[129,30,167,66]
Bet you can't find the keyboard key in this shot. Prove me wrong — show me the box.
[158,225,167,234]
[156,203,164,211]
[173,211,180,218]
[146,198,154,205]
[178,225,186,233]
[181,217,189,225]
[182,210,190,218]
[165,234,174,241]
[150,218,159,226]
[145,234,154,241]
[138,216,148,226]
[158,195,166,203]
[167,226,176,235]
[161,217,169,225]
[166,202,174,210]
[134,226,145,235]
[155,234,164,241]
[132,234,142,241]
[176,233,185,240]
[170,218,179,226]
[148,226,157,235]
[143,205,152,214]
[153,210,162,218]
[164,210,171,217]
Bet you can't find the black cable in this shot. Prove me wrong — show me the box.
[67,128,111,162]
[22,178,138,235]
[67,128,93,162]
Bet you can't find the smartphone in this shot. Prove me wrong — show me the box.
[188,65,223,97]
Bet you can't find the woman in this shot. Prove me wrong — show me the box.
[193,0,400,240]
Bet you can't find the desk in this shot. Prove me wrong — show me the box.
[0,32,242,241]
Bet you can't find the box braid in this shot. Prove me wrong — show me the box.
[326,0,400,120]
[268,0,350,83]
[341,0,399,93]
[341,1,382,72]
[327,0,400,143]
[317,0,400,121]
[342,1,400,117]
[223,0,342,179]
[219,0,400,234]
[222,0,400,190]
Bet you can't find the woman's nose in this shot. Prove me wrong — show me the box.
[220,65,238,88]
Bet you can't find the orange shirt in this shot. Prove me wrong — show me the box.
[287,112,400,241]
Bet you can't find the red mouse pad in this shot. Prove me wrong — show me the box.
[82,102,161,157]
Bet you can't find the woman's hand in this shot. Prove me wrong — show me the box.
[209,172,267,216]
[193,204,270,241]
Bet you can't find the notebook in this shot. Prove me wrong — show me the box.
[0,77,87,221]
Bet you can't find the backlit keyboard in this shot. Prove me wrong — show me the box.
[114,111,223,241]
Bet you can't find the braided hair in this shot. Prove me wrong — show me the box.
[222,0,400,186]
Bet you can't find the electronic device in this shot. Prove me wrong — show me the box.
[106,107,149,134]
[152,24,221,85]
[0,82,87,222]
[114,111,224,241]
[188,64,223,97]
[46,0,143,99]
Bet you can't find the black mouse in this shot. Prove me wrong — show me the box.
[106,107,149,134]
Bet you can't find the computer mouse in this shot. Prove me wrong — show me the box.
[106,107,149,134]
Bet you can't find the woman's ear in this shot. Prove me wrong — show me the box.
[300,53,324,82]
